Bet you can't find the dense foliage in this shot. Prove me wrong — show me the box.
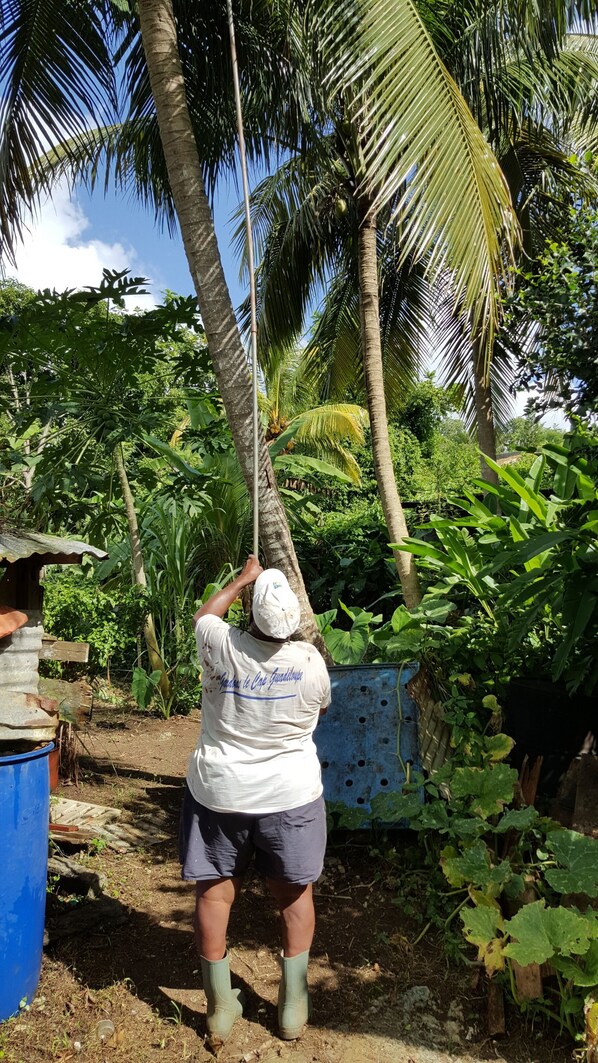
[507,200,598,420]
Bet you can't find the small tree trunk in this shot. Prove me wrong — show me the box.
[113,444,171,700]
[137,0,322,647]
[356,198,421,608]
[472,336,499,485]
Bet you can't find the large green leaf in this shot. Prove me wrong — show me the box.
[273,451,354,484]
[441,840,513,892]
[484,734,515,763]
[131,666,162,711]
[554,939,598,988]
[494,806,539,834]
[504,901,597,967]
[370,790,423,823]
[142,433,207,482]
[484,456,549,522]
[441,841,489,888]
[451,763,518,818]
[323,609,371,664]
[545,829,598,898]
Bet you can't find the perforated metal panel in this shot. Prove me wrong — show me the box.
[315,664,421,819]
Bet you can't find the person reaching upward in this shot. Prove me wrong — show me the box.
[179,556,330,1049]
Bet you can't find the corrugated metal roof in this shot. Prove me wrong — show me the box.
[0,529,108,564]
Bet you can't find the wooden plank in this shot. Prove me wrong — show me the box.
[519,754,544,807]
[512,959,543,1000]
[50,797,121,826]
[40,638,89,663]
[49,826,97,844]
[573,755,598,839]
[48,798,168,852]
[487,979,505,1036]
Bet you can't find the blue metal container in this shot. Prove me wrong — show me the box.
[0,743,52,1021]
[315,664,421,824]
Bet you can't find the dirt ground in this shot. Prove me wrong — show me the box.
[3,703,575,1063]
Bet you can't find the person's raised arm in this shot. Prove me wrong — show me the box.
[193,555,264,626]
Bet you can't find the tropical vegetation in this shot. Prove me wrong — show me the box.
[1,0,598,1053]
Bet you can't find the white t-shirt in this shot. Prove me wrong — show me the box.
[187,615,331,814]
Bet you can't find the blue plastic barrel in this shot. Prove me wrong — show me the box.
[315,664,421,823]
[0,743,52,1021]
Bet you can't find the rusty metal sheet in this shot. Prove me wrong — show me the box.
[38,677,92,727]
[0,690,59,742]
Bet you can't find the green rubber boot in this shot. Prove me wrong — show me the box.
[278,950,311,1040]
[200,953,245,1049]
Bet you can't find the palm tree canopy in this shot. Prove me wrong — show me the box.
[0,0,519,345]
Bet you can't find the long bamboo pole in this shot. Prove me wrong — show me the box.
[226,0,260,558]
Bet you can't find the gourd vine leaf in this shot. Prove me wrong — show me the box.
[441,841,513,893]
[484,734,515,762]
[441,842,487,887]
[417,801,450,831]
[494,806,540,833]
[504,901,596,967]
[451,815,487,840]
[554,939,598,987]
[451,763,518,818]
[370,790,422,823]
[461,905,505,972]
[544,829,598,898]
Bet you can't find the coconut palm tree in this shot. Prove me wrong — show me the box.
[248,2,598,504]
[431,3,598,478]
[0,0,326,638]
[240,147,438,604]
[0,0,519,616]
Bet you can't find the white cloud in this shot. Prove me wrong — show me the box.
[3,183,156,310]
[511,387,570,430]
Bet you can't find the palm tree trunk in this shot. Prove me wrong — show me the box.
[113,443,171,700]
[356,198,421,608]
[472,337,499,485]
[137,0,321,646]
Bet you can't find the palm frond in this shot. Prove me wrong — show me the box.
[290,402,368,447]
[0,0,118,259]
[301,274,363,402]
[235,143,352,358]
[302,238,433,412]
[432,284,516,433]
[311,0,520,342]
[275,402,368,484]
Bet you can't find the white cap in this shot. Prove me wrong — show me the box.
[252,569,301,639]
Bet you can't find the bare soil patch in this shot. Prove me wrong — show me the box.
[3,703,573,1063]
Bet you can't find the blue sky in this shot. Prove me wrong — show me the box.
[4,162,565,427]
[8,167,250,314]
[77,175,248,307]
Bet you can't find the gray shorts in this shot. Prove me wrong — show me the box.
[179,784,327,885]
